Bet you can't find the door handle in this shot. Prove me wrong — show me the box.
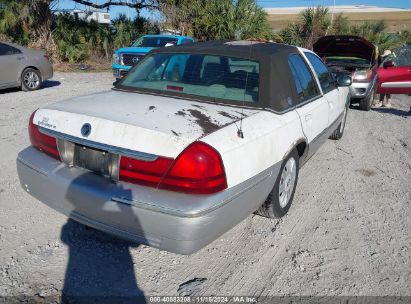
[17,56,24,60]
[305,114,312,121]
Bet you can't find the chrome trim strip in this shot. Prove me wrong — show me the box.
[39,127,158,162]
[381,81,411,88]
[111,171,273,218]
[120,53,144,66]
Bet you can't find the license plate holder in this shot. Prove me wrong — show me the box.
[74,144,117,178]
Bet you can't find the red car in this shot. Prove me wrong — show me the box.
[377,46,411,94]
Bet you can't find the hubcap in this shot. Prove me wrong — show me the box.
[279,157,297,208]
[24,71,40,89]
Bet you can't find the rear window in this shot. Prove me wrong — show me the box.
[0,43,21,56]
[119,53,260,103]
[132,36,178,48]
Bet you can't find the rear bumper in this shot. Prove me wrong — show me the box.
[40,61,53,81]
[17,147,279,254]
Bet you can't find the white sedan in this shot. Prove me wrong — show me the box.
[17,41,351,254]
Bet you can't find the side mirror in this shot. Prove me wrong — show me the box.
[336,74,352,87]
[383,60,394,68]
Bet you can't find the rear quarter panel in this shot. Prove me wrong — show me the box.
[202,110,305,188]
[18,50,53,82]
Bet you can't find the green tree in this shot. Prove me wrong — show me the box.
[161,0,271,40]
[279,6,330,49]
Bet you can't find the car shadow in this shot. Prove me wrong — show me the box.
[0,80,60,94]
[0,87,20,94]
[42,80,61,89]
[61,172,146,304]
[372,107,411,117]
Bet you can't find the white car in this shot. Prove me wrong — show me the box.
[17,41,351,254]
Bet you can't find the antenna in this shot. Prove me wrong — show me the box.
[237,40,254,139]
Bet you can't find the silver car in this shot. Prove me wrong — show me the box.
[0,41,53,91]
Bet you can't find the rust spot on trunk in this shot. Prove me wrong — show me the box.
[218,111,239,119]
[175,110,186,117]
[191,104,206,110]
[187,109,221,135]
[171,130,180,136]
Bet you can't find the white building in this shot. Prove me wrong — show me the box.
[54,9,111,24]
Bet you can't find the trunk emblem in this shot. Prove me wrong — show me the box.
[81,123,92,137]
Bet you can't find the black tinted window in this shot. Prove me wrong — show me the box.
[180,39,193,45]
[288,54,319,102]
[305,52,335,93]
[0,43,21,56]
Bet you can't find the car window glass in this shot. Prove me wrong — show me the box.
[132,37,178,47]
[121,53,260,103]
[0,43,20,56]
[180,39,193,45]
[163,54,190,82]
[288,54,319,103]
[390,46,411,67]
[305,52,335,93]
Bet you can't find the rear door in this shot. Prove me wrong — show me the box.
[304,51,343,125]
[288,54,329,150]
[378,52,411,94]
[0,43,22,88]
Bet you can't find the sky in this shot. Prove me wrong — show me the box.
[54,0,411,19]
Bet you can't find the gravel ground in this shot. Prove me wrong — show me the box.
[0,72,410,300]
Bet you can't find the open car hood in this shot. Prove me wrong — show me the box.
[313,35,377,62]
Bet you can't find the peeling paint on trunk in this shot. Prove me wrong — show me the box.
[39,90,261,158]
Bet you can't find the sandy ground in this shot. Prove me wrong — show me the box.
[0,73,410,300]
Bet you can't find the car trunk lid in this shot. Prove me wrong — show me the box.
[34,90,259,158]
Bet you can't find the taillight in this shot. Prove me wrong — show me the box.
[159,142,227,194]
[28,111,60,160]
[119,156,174,188]
[119,142,227,194]
[44,54,50,61]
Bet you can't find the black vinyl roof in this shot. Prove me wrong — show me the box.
[152,40,298,60]
[123,41,303,112]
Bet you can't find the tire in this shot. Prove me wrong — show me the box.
[21,68,42,91]
[329,104,348,140]
[359,86,375,111]
[255,149,299,218]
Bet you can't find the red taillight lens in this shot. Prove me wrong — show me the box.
[119,156,174,187]
[119,142,227,194]
[44,55,49,61]
[28,111,60,160]
[159,142,227,194]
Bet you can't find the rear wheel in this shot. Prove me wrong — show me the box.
[21,68,42,91]
[359,86,375,111]
[256,149,299,218]
[329,105,348,140]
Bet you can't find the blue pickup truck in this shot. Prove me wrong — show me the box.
[112,34,194,81]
